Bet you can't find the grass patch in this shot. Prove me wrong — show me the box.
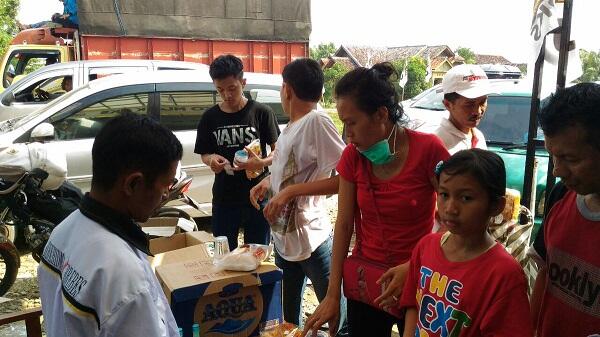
[326,108,344,135]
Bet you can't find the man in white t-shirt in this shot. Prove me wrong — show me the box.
[435,64,494,154]
[250,58,347,335]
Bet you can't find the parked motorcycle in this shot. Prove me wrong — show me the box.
[0,168,81,295]
[0,161,202,295]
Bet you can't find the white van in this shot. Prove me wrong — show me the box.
[0,70,286,218]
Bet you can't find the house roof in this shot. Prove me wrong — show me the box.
[320,56,356,70]
[474,54,513,65]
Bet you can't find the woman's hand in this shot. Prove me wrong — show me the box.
[263,186,294,223]
[301,295,340,337]
[374,262,409,309]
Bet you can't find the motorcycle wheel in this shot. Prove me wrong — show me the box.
[0,241,19,296]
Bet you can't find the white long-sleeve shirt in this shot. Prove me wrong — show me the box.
[38,197,179,337]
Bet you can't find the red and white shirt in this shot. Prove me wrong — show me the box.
[401,233,533,337]
[532,190,600,337]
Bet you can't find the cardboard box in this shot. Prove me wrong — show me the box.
[141,217,180,237]
[156,252,282,337]
[148,231,214,270]
[141,217,197,237]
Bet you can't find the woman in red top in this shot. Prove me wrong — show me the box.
[303,63,449,337]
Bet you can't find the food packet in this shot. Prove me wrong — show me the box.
[259,322,302,337]
[214,243,272,272]
[245,139,263,179]
[260,322,329,337]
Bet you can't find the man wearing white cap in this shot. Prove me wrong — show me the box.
[434,64,494,154]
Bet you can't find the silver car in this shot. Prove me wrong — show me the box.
[0,70,287,218]
[0,60,208,122]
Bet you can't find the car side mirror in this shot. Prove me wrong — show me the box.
[30,122,56,142]
[0,92,15,106]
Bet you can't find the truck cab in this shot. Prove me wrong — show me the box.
[1,28,76,92]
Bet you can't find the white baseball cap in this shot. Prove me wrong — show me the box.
[442,64,494,99]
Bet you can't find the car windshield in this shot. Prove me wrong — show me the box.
[411,88,445,110]
[478,95,542,145]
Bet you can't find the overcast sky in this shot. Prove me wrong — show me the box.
[18,0,599,64]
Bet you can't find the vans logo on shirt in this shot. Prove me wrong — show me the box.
[213,126,257,147]
[548,249,600,317]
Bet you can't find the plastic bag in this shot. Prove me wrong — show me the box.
[214,243,271,272]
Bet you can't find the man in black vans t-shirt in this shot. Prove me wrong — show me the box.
[195,54,279,250]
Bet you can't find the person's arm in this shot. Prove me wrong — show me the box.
[262,175,338,223]
[530,265,547,329]
[402,308,417,337]
[302,176,355,337]
[100,287,171,337]
[201,153,229,174]
[234,143,276,171]
[249,175,271,210]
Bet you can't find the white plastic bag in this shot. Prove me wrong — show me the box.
[214,244,272,272]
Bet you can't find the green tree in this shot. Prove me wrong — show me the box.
[0,0,19,57]
[322,62,349,106]
[578,49,600,82]
[310,42,337,60]
[392,57,431,100]
[456,46,476,64]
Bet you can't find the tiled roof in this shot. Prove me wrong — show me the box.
[474,54,513,65]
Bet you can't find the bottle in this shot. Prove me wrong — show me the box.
[192,323,200,337]
[245,139,263,179]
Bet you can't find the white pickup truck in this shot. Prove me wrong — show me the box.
[0,59,207,122]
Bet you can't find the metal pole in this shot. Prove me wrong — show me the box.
[522,41,546,209]
[545,0,574,196]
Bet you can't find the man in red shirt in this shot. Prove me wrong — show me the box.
[530,83,600,336]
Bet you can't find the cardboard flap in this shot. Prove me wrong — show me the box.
[150,231,214,255]
[140,217,180,237]
[157,261,279,303]
[150,245,209,271]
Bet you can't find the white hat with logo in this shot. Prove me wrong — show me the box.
[442,64,494,99]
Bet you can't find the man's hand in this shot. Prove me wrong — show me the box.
[208,154,230,174]
[374,262,409,310]
[249,177,271,210]
[263,186,294,224]
[301,295,340,337]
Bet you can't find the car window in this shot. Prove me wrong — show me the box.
[159,91,218,131]
[88,66,148,81]
[411,88,445,111]
[2,51,61,88]
[478,96,532,144]
[49,93,149,140]
[13,73,73,103]
[249,89,288,124]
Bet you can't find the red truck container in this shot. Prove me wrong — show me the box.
[80,35,308,74]
[1,27,307,91]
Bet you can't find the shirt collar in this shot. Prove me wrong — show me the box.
[79,194,152,256]
[441,118,474,140]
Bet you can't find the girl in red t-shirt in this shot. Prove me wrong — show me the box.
[400,149,533,337]
[302,62,449,337]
